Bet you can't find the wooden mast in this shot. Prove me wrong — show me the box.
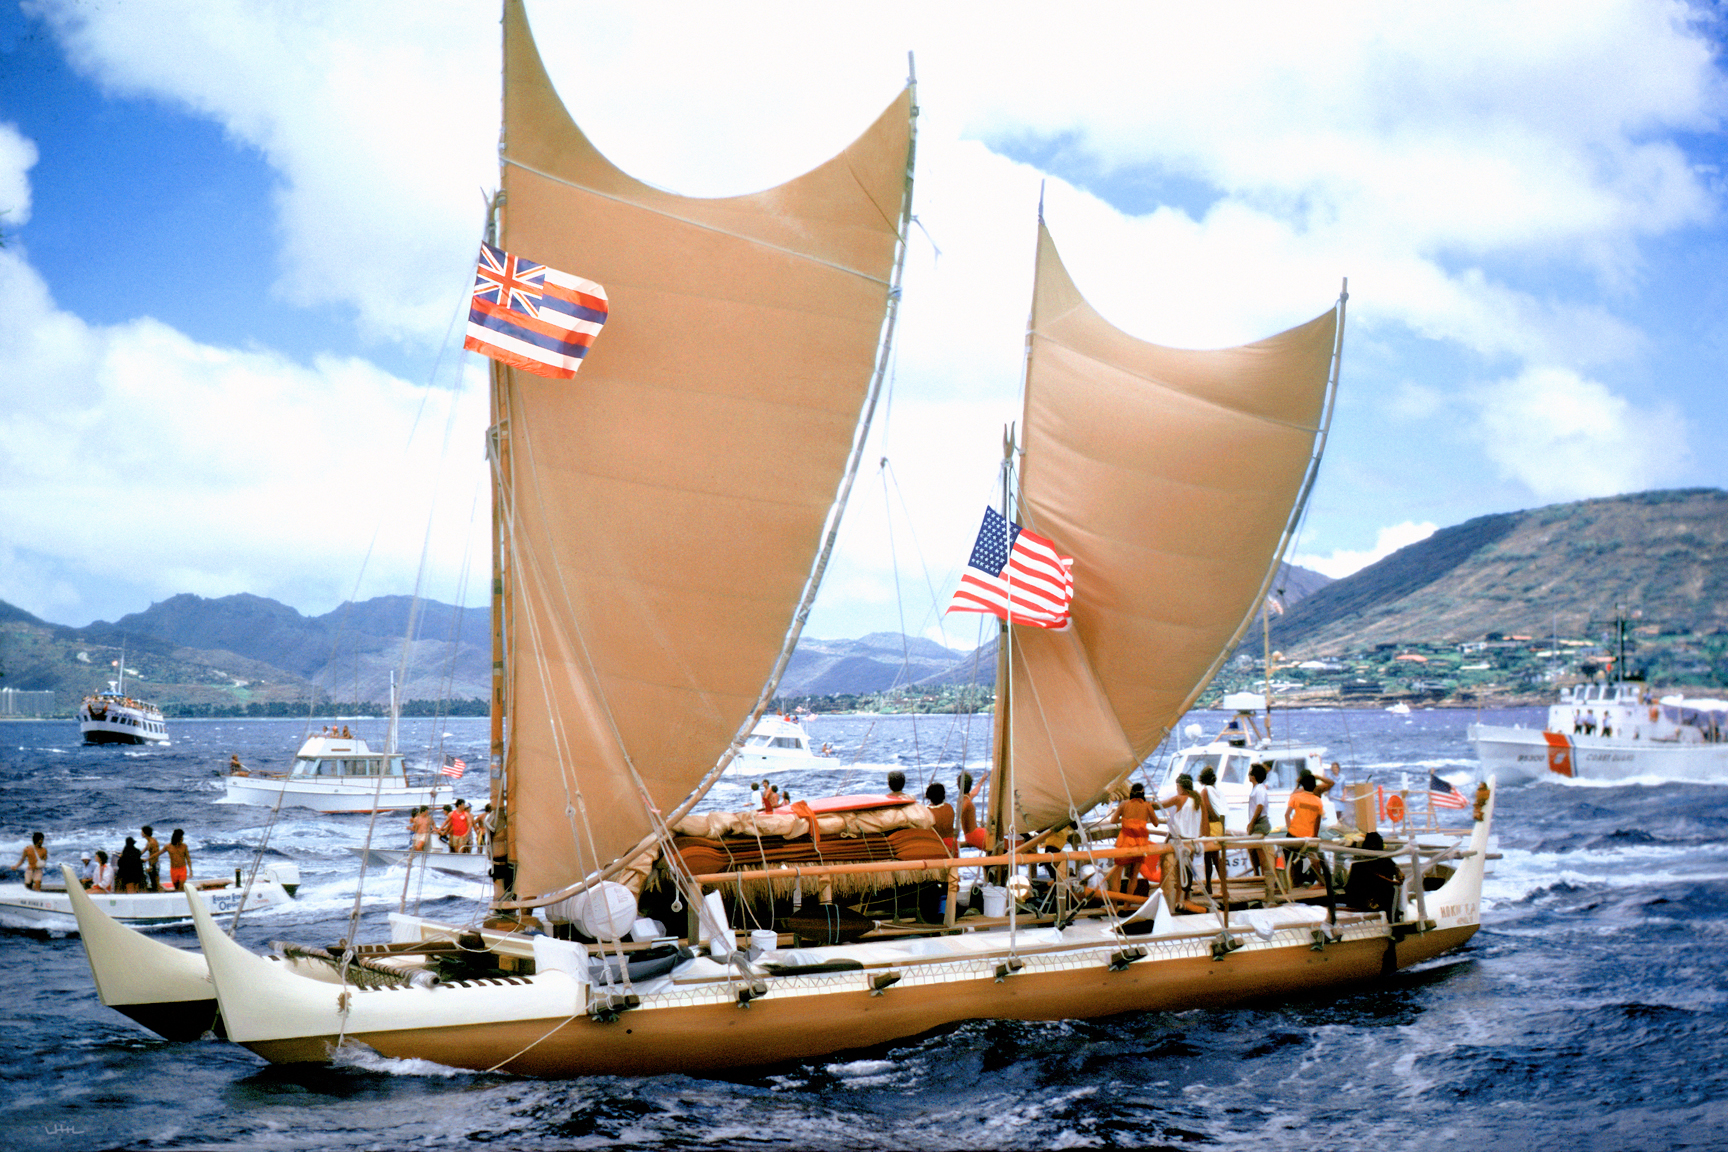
[984,425,1014,853]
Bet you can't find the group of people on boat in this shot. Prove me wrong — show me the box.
[1092,759,1415,918]
[11,827,192,893]
[407,799,494,854]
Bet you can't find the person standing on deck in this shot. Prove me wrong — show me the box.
[408,806,433,851]
[165,829,191,890]
[12,832,46,891]
[1283,772,1328,887]
[1104,783,1163,904]
[1160,775,1204,902]
[1197,767,1226,895]
[116,837,146,893]
[1246,763,1278,899]
[141,826,162,892]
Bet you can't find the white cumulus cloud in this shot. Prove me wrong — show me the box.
[1295,522,1439,579]
[1471,366,1692,500]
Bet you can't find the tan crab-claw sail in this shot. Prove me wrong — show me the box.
[488,0,916,903]
[999,220,1345,836]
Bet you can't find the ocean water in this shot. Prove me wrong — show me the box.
[3,708,1727,1151]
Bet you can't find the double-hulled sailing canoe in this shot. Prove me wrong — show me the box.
[70,0,1494,1074]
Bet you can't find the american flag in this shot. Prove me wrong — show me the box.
[440,754,467,779]
[463,242,608,380]
[944,507,1074,629]
[1429,773,1468,809]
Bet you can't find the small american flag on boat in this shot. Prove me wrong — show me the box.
[1429,773,1468,809]
[463,242,608,379]
[945,507,1074,629]
[440,754,467,779]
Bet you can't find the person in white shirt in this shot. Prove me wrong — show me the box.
[1246,763,1276,900]
[90,849,116,893]
[1197,766,1227,894]
[77,851,96,888]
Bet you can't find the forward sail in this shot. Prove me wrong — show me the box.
[1006,221,1341,832]
[492,0,915,899]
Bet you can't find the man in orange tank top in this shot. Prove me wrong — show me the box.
[1284,772,1328,887]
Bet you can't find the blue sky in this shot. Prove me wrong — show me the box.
[1,1,1724,648]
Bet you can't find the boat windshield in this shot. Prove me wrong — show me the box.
[291,756,406,778]
[770,737,801,749]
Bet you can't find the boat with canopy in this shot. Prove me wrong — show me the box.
[69,0,1495,1071]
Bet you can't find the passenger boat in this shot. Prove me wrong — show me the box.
[79,655,168,745]
[0,861,297,930]
[1469,678,1728,782]
[1155,693,1339,830]
[222,733,452,813]
[70,0,1493,1076]
[722,715,832,776]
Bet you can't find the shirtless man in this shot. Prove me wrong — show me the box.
[165,830,192,891]
[142,825,163,892]
[13,832,46,891]
[408,806,434,851]
[926,782,957,854]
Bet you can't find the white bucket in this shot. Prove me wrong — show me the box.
[748,929,778,959]
[981,884,1007,918]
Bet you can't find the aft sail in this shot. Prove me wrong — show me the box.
[1004,221,1342,833]
[492,0,915,900]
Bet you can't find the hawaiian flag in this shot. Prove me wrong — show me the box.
[440,754,467,779]
[1429,773,1468,809]
[945,507,1074,629]
[463,242,608,379]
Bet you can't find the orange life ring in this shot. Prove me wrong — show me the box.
[1384,794,1406,823]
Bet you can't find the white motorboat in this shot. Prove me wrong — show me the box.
[1154,694,1340,829]
[1469,679,1728,783]
[222,733,452,813]
[722,715,832,776]
[0,861,298,929]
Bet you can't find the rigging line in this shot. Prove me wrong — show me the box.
[501,156,896,287]
[229,769,291,937]
[480,1013,583,1077]
[1016,630,1133,948]
[504,417,654,989]
[878,461,925,785]
[336,770,393,1050]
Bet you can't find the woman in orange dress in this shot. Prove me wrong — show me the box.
[1104,783,1161,898]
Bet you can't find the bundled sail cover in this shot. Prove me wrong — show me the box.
[1008,222,1338,831]
[494,0,913,898]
